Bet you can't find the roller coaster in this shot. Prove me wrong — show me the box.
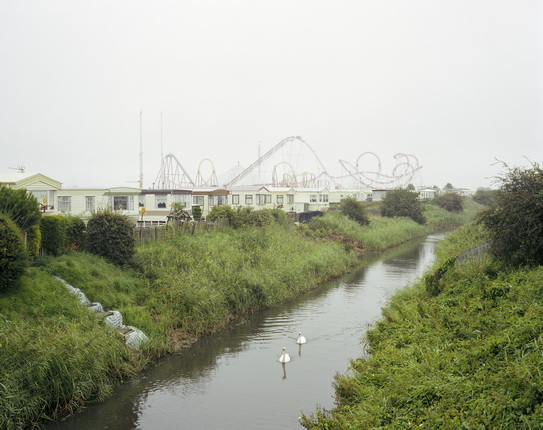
[153,136,422,190]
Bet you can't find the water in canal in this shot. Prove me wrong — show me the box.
[48,234,444,430]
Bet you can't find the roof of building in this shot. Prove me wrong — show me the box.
[0,173,62,189]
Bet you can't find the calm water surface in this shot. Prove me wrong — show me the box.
[48,234,443,430]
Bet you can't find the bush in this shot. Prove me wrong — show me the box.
[26,224,41,258]
[339,197,370,226]
[86,210,135,266]
[40,215,67,256]
[0,185,41,231]
[0,215,27,292]
[192,205,202,221]
[432,192,464,212]
[381,189,426,224]
[478,162,543,266]
[269,208,292,227]
[65,215,86,250]
[207,205,235,223]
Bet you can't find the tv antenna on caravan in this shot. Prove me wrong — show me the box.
[8,165,25,173]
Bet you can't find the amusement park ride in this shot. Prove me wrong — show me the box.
[152,136,422,190]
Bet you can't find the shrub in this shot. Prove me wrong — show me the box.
[269,208,292,227]
[432,192,464,212]
[0,215,27,292]
[40,215,67,256]
[339,197,370,225]
[26,224,41,258]
[381,189,426,224]
[86,210,135,266]
[478,162,543,266]
[192,205,202,221]
[0,185,41,231]
[207,205,235,223]
[65,215,86,249]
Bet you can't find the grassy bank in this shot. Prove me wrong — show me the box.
[305,198,482,252]
[1,202,481,429]
[301,223,543,429]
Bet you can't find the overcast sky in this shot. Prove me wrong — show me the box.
[1,0,542,190]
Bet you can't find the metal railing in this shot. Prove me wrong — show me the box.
[455,241,492,268]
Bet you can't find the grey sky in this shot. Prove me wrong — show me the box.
[1,0,542,190]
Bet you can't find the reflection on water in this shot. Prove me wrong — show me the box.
[47,234,444,430]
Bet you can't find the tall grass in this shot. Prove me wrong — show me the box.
[0,270,144,430]
[135,224,357,336]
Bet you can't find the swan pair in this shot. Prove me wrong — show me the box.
[279,332,307,363]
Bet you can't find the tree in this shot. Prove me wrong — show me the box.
[339,197,370,226]
[406,183,416,191]
[444,183,454,190]
[0,214,27,292]
[432,193,464,212]
[0,186,41,231]
[478,163,543,266]
[86,209,135,266]
[381,189,425,224]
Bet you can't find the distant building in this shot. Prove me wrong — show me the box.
[0,172,386,224]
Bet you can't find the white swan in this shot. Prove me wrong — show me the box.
[279,347,291,363]
[296,332,307,344]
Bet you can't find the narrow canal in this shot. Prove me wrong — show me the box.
[48,234,444,430]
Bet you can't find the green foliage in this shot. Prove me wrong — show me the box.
[192,205,202,221]
[269,208,292,228]
[339,197,370,226]
[26,224,41,258]
[0,185,41,231]
[478,163,543,267]
[40,215,67,257]
[86,209,135,266]
[207,205,235,223]
[65,215,86,249]
[224,207,284,229]
[0,215,27,292]
[381,188,426,224]
[473,188,497,206]
[431,192,464,212]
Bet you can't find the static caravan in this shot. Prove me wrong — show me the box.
[191,188,229,218]
[0,173,61,213]
[138,189,192,225]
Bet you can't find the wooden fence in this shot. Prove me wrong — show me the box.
[134,217,230,244]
